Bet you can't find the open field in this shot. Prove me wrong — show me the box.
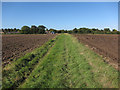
[73,34,119,69]
[2,36,57,88]
[2,34,56,66]
[2,34,118,88]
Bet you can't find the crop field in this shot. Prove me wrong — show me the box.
[74,34,119,69]
[2,34,119,88]
[2,34,56,66]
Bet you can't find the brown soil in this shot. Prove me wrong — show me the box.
[73,34,119,69]
[2,34,56,66]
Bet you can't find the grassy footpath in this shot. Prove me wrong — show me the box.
[2,35,58,88]
[20,34,118,88]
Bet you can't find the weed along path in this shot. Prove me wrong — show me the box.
[3,34,118,88]
[19,34,118,88]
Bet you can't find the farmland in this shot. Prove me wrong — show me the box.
[2,34,119,88]
[73,34,119,69]
[2,34,56,66]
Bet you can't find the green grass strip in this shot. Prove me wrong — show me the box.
[20,34,118,88]
[2,35,58,88]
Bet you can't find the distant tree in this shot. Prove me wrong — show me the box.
[73,28,78,33]
[104,28,110,31]
[92,28,97,31]
[4,29,7,33]
[2,29,5,33]
[8,28,10,32]
[49,28,57,33]
[104,28,110,34]
[64,30,68,33]
[61,30,65,33]
[112,29,117,32]
[21,26,30,34]
[68,30,72,34]
[99,29,104,34]
[2,29,4,32]
[49,29,55,32]
[38,25,46,30]
[117,31,120,34]
[91,28,101,34]
[13,28,17,32]
[46,28,49,31]
[38,25,46,34]
[17,29,20,32]
[57,30,62,33]
[78,28,89,34]
[112,29,118,34]
[30,25,38,34]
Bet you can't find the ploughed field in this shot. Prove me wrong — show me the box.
[2,34,118,88]
[73,34,119,67]
[2,34,56,66]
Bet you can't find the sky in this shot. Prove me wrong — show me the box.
[2,0,120,2]
[2,2,118,30]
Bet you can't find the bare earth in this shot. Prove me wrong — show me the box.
[2,34,56,66]
[74,34,119,69]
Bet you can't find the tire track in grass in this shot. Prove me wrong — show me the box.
[20,34,98,88]
[65,34,101,88]
[20,34,69,88]
[20,34,62,88]
[18,36,59,88]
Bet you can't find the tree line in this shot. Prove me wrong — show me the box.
[1,28,20,34]
[1,25,120,34]
[46,28,120,34]
[2,25,46,34]
[70,28,120,34]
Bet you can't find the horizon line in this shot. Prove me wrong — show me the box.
[1,26,118,30]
